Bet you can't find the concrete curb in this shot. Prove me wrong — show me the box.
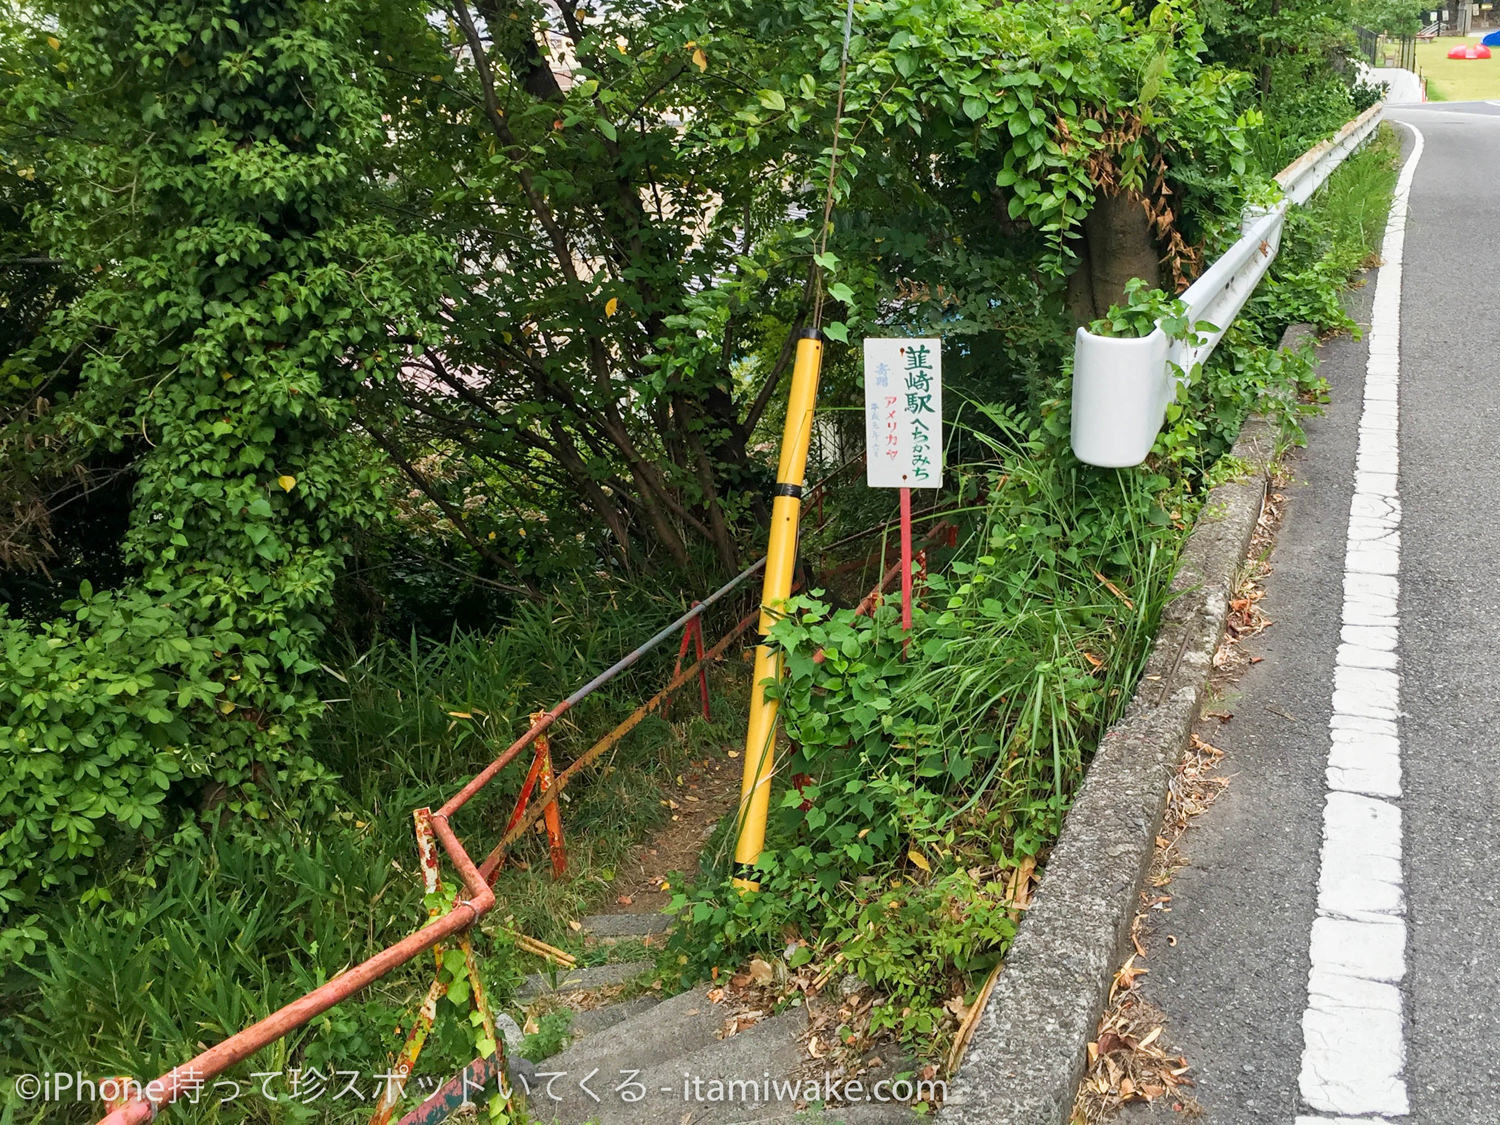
[945,408,1284,1124]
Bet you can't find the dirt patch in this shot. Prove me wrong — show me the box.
[595,748,743,916]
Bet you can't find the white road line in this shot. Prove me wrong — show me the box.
[1296,120,1424,1121]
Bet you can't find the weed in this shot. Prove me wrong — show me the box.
[667,409,1180,1044]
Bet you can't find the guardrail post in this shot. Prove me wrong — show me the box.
[671,603,711,721]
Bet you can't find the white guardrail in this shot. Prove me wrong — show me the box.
[1071,101,1386,467]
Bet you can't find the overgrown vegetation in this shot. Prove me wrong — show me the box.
[0,0,1396,1116]
[3,582,754,1119]
[667,125,1402,1050]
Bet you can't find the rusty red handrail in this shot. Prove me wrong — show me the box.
[95,558,766,1125]
[433,557,764,823]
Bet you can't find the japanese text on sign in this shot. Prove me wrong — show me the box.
[864,337,942,489]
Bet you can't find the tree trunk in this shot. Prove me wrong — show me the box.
[1066,191,1164,324]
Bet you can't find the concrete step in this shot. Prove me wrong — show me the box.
[682,1034,929,1125]
[698,1103,925,1125]
[579,912,673,938]
[536,984,732,1084]
[530,1006,808,1125]
[563,994,661,1041]
[516,959,652,1000]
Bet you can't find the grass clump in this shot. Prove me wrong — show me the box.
[1253,123,1404,338]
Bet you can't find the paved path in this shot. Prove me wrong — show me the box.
[1358,65,1425,105]
[1118,104,1500,1123]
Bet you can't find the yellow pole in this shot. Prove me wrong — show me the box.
[732,329,824,891]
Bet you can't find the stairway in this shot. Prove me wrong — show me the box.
[515,913,927,1125]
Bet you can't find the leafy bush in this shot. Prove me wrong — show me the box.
[0,0,446,951]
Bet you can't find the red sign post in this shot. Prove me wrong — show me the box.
[864,337,942,639]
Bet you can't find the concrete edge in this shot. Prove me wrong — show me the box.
[945,404,1289,1124]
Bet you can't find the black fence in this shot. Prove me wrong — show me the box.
[1355,25,1417,72]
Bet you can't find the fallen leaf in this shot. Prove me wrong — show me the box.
[617,895,633,905]
[1091,569,1135,609]
[907,848,931,873]
[748,957,774,985]
[568,920,582,932]
[1112,956,1147,992]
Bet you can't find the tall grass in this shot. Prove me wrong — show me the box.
[1251,122,1402,340]
[910,407,1175,819]
[2,574,754,1123]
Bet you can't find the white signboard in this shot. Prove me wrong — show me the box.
[864,337,942,489]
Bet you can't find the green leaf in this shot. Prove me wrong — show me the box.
[822,321,849,344]
[756,89,786,111]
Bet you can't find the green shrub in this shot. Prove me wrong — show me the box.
[0,0,447,951]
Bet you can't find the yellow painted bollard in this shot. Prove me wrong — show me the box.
[732,329,824,891]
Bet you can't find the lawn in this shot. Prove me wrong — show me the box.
[1414,40,1500,101]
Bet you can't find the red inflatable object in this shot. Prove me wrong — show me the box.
[1448,43,1492,59]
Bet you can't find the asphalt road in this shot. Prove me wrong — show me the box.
[1117,104,1500,1123]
